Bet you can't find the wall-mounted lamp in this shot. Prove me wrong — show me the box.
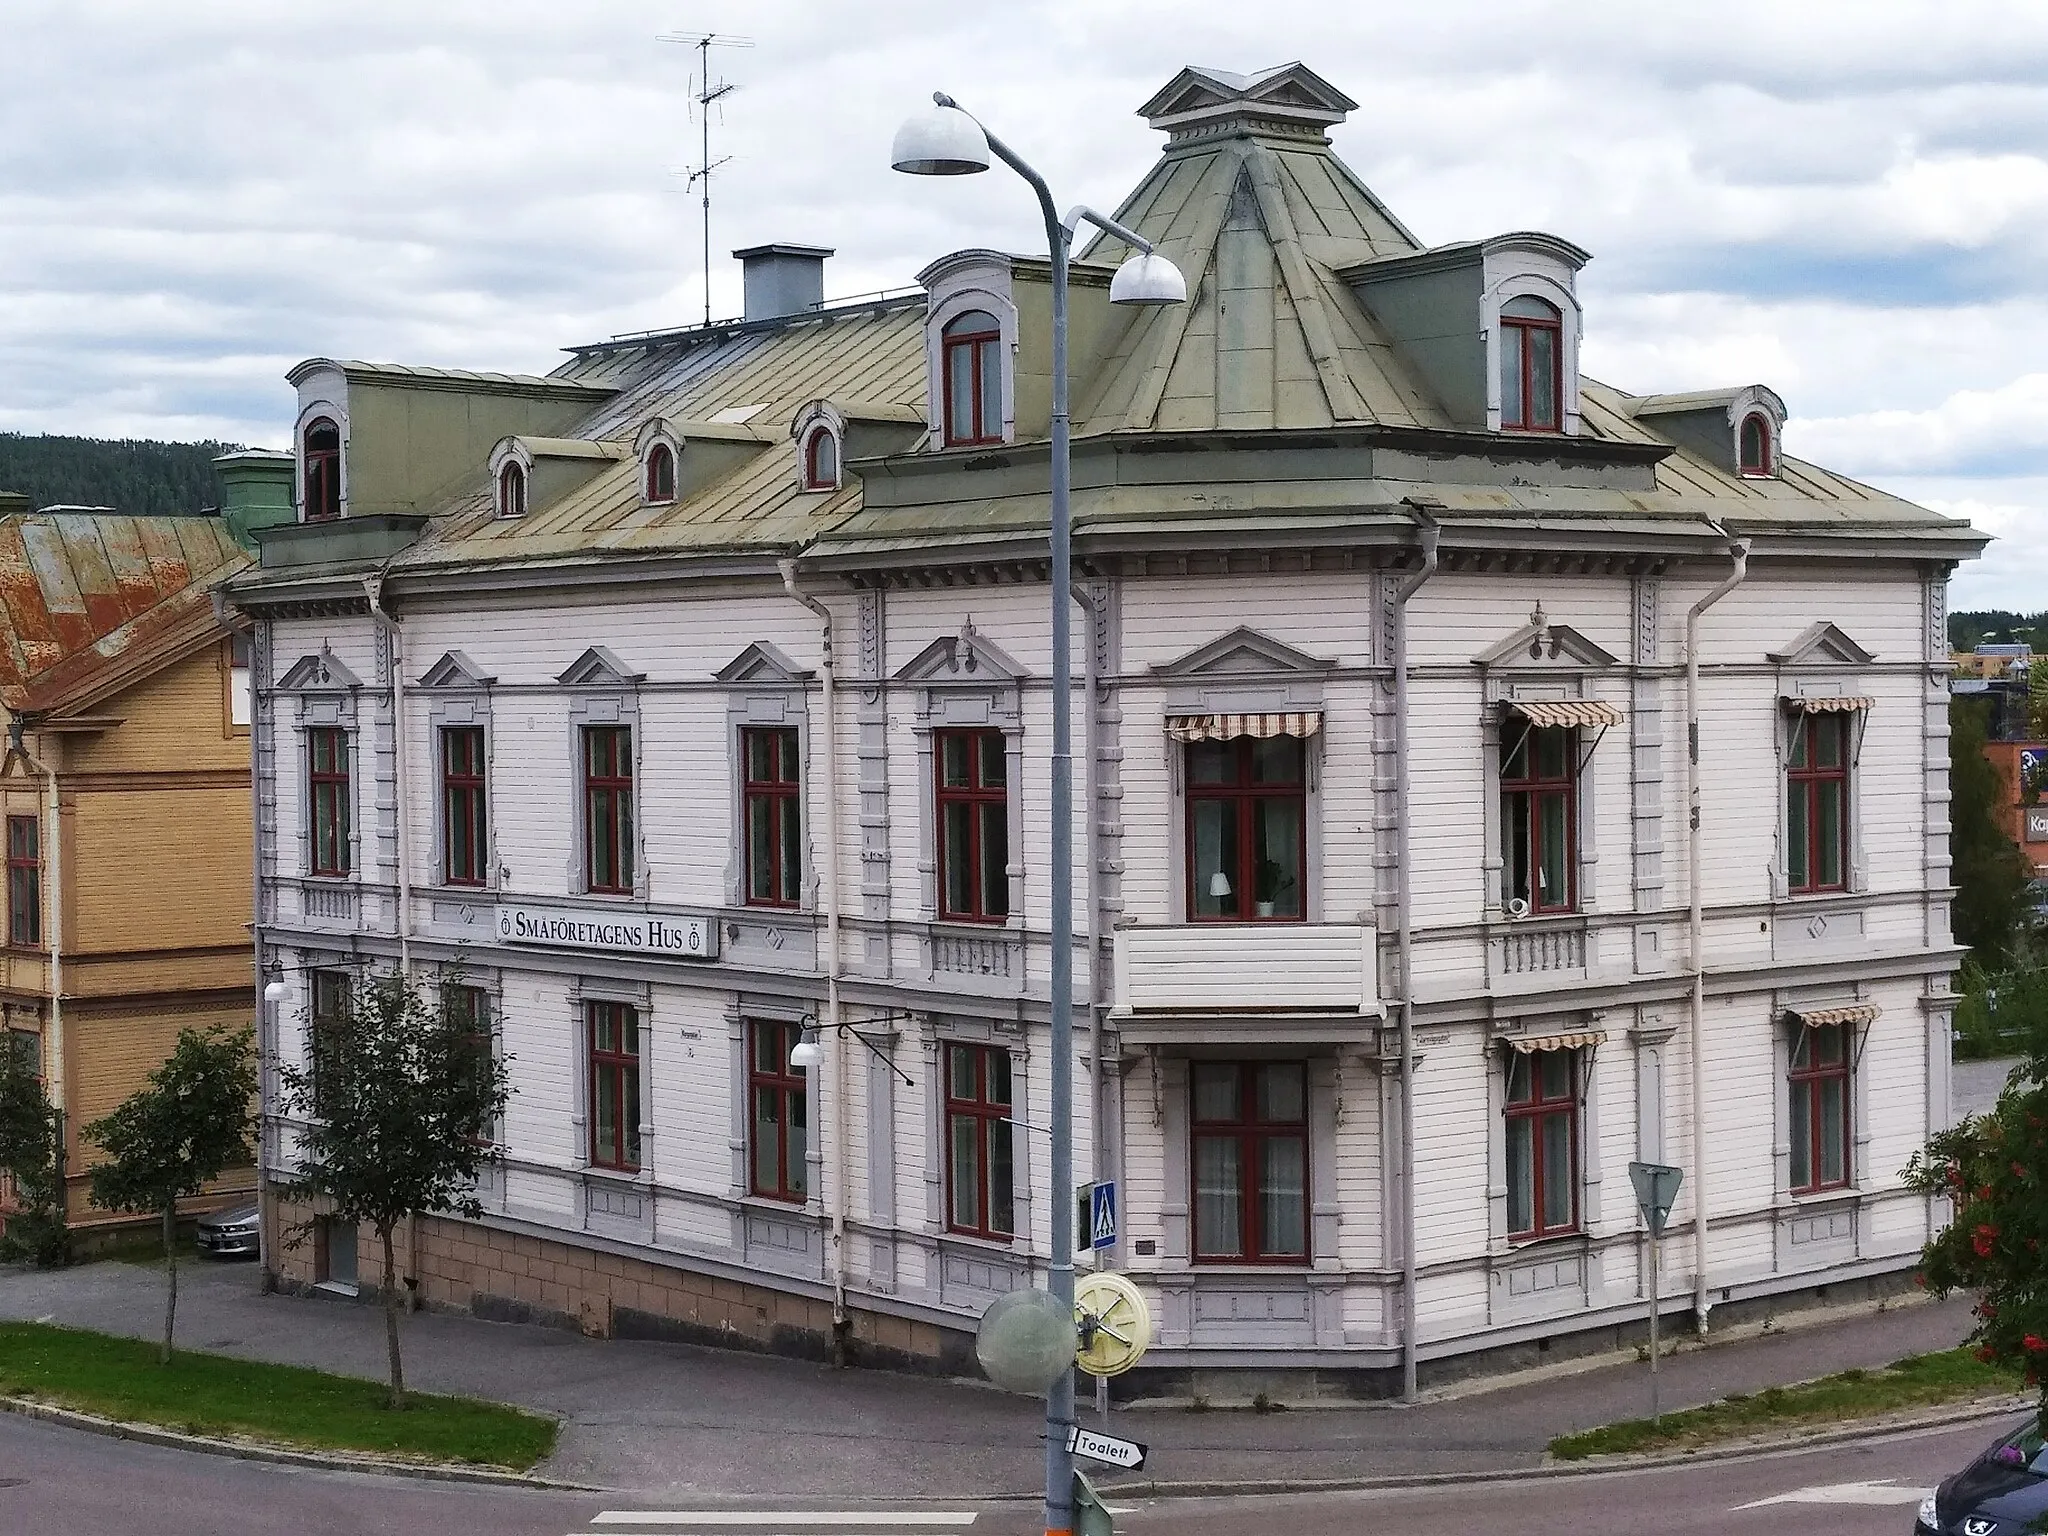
[262,980,288,1004]
[791,1011,917,1087]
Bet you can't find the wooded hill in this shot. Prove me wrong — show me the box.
[0,433,243,518]
[1952,610,2048,652]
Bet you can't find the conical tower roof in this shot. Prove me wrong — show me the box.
[1073,63,1452,434]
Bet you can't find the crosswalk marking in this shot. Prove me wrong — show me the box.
[1731,1479,1931,1510]
[587,1515,978,1528]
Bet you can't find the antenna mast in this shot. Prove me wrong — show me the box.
[659,30,753,327]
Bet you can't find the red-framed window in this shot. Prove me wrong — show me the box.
[742,727,801,908]
[1500,721,1578,914]
[803,428,838,490]
[1739,413,1773,475]
[308,727,351,877]
[587,1000,640,1172]
[1499,295,1564,432]
[1505,1048,1579,1239]
[645,442,676,502]
[1186,736,1305,922]
[309,968,351,1118]
[498,462,527,519]
[6,816,39,949]
[582,725,634,895]
[945,1043,1014,1241]
[935,729,1008,922]
[303,418,341,522]
[443,984,494,1129]
[748,1019,807,1203]
[441,726,487,887]
[1788,1023,1851,1194]
[941,309,1003,447]
[1787,713,1850,895]
[1191,1061,1309,1263]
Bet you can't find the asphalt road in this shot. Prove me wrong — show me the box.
[0,1406,2024,1536]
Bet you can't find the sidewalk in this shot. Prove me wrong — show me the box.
[0,1257,1978,1496]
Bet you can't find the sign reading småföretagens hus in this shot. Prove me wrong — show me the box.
[495,905,718,960]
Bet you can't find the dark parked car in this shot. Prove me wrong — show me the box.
[194,1204,259,1259]
[1917,1416,2048,1534]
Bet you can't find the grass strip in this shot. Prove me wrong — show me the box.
[1549,1349,2024,1461]
[0,1321,557,1470]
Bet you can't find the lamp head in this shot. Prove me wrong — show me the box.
[1208,870,1232,899]
[262,980,288,1004]
[891,102,990,176]
[788,1035,824,1070]
[1110,250,1187,306]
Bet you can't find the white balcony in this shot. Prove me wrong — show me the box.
[1111,923,1380,1039]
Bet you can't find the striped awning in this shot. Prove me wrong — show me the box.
[1787,1003,1880,1028]
[1505,1030,1607,1054]
[1506,699,1626,730]
[1164,712,1323,743]
[1783,695,1875,714]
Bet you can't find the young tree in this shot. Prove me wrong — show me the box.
[0,1044,66,1268]
[1951,696,2033,967]
[84,1027,255,1363]
[1905,1000,2048,1402]
[273,970,509,1409]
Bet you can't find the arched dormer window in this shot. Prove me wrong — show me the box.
[645,442,676,503]
[1499,296,1563,432]
[941,309,1002,447]
[303,417,341,522]
[802,426,839,491]
[497,462,526,520]
[1739,412,1774,476]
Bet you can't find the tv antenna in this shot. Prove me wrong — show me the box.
[659,30,753,328]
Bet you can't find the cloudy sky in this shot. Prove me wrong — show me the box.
[2,0,2043,608]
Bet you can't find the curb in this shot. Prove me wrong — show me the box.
[0,1394,601,1492]
[1088,1394,2033,1501]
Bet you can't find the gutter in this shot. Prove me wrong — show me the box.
[779,560,849,1357]
[1684,531,1751,1333]
[1392,500,1442,1402]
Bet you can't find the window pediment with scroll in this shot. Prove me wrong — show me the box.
[276,649,362,693]
[715,641,813,688]
[894,620,1026,689]
[1152,625,1333,721]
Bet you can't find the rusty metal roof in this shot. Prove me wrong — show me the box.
[0,513,250,715]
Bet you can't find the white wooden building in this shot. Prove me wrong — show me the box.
[232,63,1985,1394]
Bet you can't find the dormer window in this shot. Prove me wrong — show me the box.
[1499,296,1563,432]
[1740,412,1774,476]
[645,442,676,503]
[802,427,839,491]
[942,309,1003,446]
[303,418,341,522]
[497,462,526,520]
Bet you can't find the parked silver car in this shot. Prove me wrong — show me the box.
[194,1203,259,1259]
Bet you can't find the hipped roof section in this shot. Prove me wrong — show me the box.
[0,512,249,716]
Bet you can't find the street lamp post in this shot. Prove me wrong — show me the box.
[893,94,1184,1536]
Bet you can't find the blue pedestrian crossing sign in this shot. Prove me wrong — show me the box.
[1088,1180,1117,1250]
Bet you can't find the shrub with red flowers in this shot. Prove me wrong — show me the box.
[1905,1029,2048,1401]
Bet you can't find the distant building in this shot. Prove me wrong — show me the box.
[233,62,1985,1391]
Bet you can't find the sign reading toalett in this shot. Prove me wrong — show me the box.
[496,905,717,960]
[1066,1424,1147,1471]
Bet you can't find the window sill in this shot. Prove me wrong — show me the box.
[1783,1185,1860,1207]
[737,1192,812,1215]
[938,1228,1016,1252]
[931,915,1015,931]
[581,1164,645,1183]
[1187,1257,1314,1270]
[1502,1228,1587,1251]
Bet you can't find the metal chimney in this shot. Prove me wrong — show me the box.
[734,243,833,322]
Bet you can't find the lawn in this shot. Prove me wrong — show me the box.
[0,1321,557,1470]
[1549,1349,2026,1460]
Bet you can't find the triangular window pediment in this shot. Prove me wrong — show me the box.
[418,650,494,689]
[1768,622,1875,666]
[894,621,1026,685]
[557,646,644,688]
[715,641,812,686]
[276,649,361,691]
[1154,626,1334,680]
[1473,612,1617,670]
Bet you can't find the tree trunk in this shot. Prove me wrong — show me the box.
[380,1222,405,1410]
[160,1203,178,1365]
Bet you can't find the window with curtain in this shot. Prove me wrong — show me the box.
[945,1043,1014,1240]
[1500,721,1578,914]
[749,1019,807,1202]
[941,310,1003,446]
[309,968,351,1118]
[803,427,839,489]
[1787,713,1850,894]
[582,725,635,895]
[1739,413,1774,475]
[587,1000,641,1172]
[1789,1023,1851,1194]
[441,725,487,887]
[935,728,1009,922]
[645,442,676,502]
[1186,736,1305,922]
[1499,295,1563,432]
[1190,1060,1309,1263]
[742,726,801,908]
[308,727,351,877]
[6,816,39,949]
[303,418,341,522]
[497,461,527,519]
[1505,1048,1579,1239]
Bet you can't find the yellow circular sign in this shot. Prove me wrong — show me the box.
[1074,1271,1151,1377]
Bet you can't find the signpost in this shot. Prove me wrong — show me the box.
[1628,1161,1685,1424]
[1066,1423,1147,1472]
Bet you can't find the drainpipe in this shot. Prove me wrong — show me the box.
[5,718,65,1225]
[1393,502,1441,1403]
[361,574,411,976]
[1070,584,1107,1215]
[780,560,848,1356]
[1684,531,1750,1334]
